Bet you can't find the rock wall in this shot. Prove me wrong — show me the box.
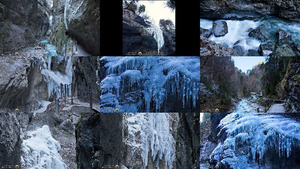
[76,113,123,169]
[282,57,300,113]
[73,56,100,103]
[176,113,200,169]
[50,0,100,56]
[123,9,158,55]
[0,111,21,168]
[200,0,300,22]
[0,0,50,54]
[67,0,100,56]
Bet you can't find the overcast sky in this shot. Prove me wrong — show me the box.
[138,1,175,27]
[232,57,266,74]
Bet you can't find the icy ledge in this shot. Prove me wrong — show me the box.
[210,113,300,168]
[21,125,67,169]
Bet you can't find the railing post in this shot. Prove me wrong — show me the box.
[55,98,59,113]
[71,83,73,104]
[64,84,67,103]
[90,92,93,112]
[60,83,63,99]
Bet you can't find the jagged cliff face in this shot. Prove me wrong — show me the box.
[123,9,158,55]
[200,0,300,22]
[123,9,175,56]
[282,58,300,113]
[0,111,21,168]
[76,113,123,169]
[0,0,50,54]
[73,56,100,103]
[75,113,200,169]
[50,0,100,56]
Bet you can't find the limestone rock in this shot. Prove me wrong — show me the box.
[275,44,296,56]
[258,41,275,56]
[123,9,158,55]
[200,27,212,38]
[276,29,292,45]
[0,111,21,167]
[200,36,238,56]
[248,28,269,42]
[0,0,50,54]
[213,21,228,37]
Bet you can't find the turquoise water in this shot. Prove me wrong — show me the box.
[200,16,300,52]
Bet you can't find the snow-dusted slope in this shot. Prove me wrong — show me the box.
[210,113,300,168]
[100,57,200,112]
[21,125,67,169]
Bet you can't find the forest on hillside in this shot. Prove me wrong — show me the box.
[200,56,299,113]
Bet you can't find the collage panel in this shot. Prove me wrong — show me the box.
[200,56,299,113]
[0,0,100,168]
[200,0,300,57]
[200,56,300,168]
[122,0,175,56]
[100,56,200,113]
[92,112,199,169]
[200,113,300,169]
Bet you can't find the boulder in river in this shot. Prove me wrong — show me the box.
[200,27,212,38]
[213,21,228,37]
[233,45,245,56]
[258,41,275,56]
[248,28,269,42]
[276,29,292,45]
[247,49,260,56]
[275,44,296,56]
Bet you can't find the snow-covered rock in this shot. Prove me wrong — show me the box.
[210,113,300,168]
[22,125,67,169]
[100,56,200,112]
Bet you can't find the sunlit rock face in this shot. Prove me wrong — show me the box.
[100,57,200,113]
[0,0,50,54]
[210,113,300,169]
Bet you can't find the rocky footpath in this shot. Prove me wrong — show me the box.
[200,0,300,22]
[0,0,50,54]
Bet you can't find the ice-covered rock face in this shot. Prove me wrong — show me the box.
[210,113,300,168]
[21,125,67,169]
[100,57,200,112]
[124,113,177,169]
[39,40,73,99]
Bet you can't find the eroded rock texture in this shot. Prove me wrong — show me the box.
[0,0,50,54]
[200,0,300,22]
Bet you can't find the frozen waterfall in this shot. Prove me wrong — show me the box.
[100,57,200,112]
[146,24,165,53]
[210,112,300,168]
[40,40,73,99]
[126,113,176,169]
[21,125,67,169]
